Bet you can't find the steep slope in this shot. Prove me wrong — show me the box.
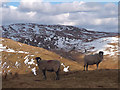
[1,38,83,76]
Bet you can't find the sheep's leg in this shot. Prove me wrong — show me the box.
[42,70,46,80]
[84,64,86,71]
[86,64,88,71]
[55,71,59,80]
[96,64,99,70]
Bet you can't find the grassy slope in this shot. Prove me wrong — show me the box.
[53,49,118,70]
[52,35,119,70]
[2,69,118,88]
[2,38,83,74]
[1,38,119,88]
[1,37,119,74]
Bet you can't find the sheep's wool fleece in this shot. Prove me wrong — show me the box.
[38,60,60,72]
[84,54,103,65]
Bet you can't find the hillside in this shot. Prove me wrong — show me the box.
[1,37,119,77]
[1,38,83,76]
[1,23,119,65]
[53,36,119,70]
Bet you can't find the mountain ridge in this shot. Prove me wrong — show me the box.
[1,23,117,52]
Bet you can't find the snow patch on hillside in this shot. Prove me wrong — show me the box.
[84,37,118,56]
[61,63,70,72]
[31,67,37,75]
[15,61,21,68]
[24,55,35,65]
[55,36,82,51]
[0,44,29,54]
[24,55,37,75]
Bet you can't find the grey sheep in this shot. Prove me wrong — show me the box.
[35,57,61,80]
[84,51,104,71]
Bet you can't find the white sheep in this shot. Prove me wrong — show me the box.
[84,51,104,71]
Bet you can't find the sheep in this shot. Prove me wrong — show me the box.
[84,51,104,71]
[35,57,61,80]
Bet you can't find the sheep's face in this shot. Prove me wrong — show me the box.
[35,57,41,64]
[99,51,104,56]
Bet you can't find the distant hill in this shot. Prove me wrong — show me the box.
[1,23,117,52]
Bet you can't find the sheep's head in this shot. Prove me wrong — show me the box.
[99,51,104,59]
[35,57,41,64]
[99,51,104,55]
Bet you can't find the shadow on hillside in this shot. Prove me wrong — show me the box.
[2,69,119,88]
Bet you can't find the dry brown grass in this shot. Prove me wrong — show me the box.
[2,38,83,75]
[2,69,118,88]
